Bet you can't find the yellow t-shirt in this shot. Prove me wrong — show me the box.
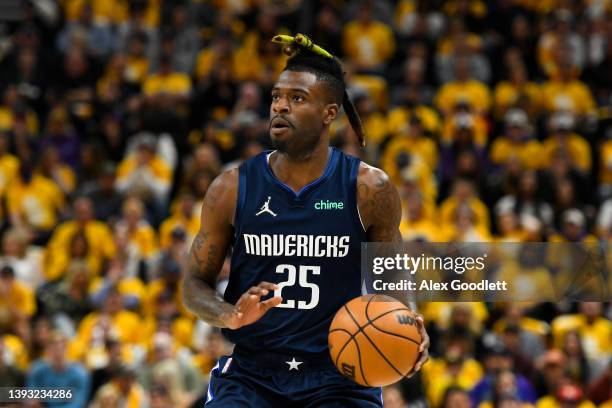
[47,220,116,265]
[142,316,194,350]
[382,134,439,171]
[44,253,101,282]
[0,107,39,134]
[536,396,596,408]
[494,260,556,301]
[124,56,149,84]
[0,281,36,327]
[387,106,442,139]
[422,357,484,408]
[116,156,172,186]
[443,0,487,17]
[383,154,437,204]
[124,222,158,259]
[541,134,592,172]
[541,80,596,115]
[143,279,191,318]
[88,277,146,307]
[351,74,390,110]
[0,153,19,195]
[342,20,396,69]
[551,314,611,360]
[1,334,28,369]
[438,33,483,56]
[439,196,490,232]
[7,174,65,231]
[158,213,199,249]
[400,217,443,242]
[435,80,491,114]
[69,310,144,362]
[441,114,489,147]
[490,137,544,169]
[421,302,489,331]
[493,81,542,117]
[143,72,192,97]
[493,316,550,338]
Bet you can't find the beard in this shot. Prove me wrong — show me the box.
[270,137,289,153]
[269,126,323,158]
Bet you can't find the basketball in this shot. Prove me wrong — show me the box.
[328,294,421,387]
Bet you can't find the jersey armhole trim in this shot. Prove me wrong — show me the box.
[233,163,248,231]
[356,201,367,233]
[350,159,367,234]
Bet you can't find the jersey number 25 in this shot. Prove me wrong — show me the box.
[274,264,320,310]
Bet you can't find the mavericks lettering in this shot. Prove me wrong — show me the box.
[243,234,350,257]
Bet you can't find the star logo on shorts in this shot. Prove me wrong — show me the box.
[286,357,303,371]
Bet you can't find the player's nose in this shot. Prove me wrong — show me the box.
[271,96,290,114]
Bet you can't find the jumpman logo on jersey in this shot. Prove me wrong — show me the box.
[256,196,277,217]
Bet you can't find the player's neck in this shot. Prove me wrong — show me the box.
[270,142,331,193]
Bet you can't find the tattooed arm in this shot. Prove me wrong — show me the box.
[183,169,282,329]
[357,163,430,372]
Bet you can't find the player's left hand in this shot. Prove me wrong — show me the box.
[407,313,429,378]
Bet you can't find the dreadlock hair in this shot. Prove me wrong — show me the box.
[283,50,367,147]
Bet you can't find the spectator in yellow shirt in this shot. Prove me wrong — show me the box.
[490,109,543,170]
[143,56,192,102]
[143,258,189,318]
[0,131,19,203]
[493,62,542,120]
[494,210,527,242]
[342,2,396,73]
[440,179,490,233]
[388,85,441,142]
[142,290,194,350]
[0,266,35,341]
[382,115,438,172]
[541,112,592,173]
[537,10,585,80]
[159,192,199,249]
[599,138,612,198]
[445,203,492,242]
[399,191,440,242]
[114,196,158,261]
[441,105,488,147]
[44,230,101,283]
[551,302,611,364]
[8,164,66,244]
[90,365,147,408]
[124,32,150,85]
[70,287,143,364]
[46,197,115,278]
[435,57,491,115]
[424,345,484,408]
[116,135,172,225]
[541,58,596,118]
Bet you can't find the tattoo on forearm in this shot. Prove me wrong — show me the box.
[184,230,231,327]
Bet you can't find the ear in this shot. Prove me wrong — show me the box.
[322,103,339,125]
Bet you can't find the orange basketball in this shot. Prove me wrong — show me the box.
[328,294,421,387]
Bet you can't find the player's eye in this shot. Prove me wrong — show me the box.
[271,93,280,101]
[292,95,304,102]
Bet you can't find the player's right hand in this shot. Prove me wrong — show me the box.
[221,282,282,330]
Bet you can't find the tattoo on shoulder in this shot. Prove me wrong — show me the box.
[358,171,401,242]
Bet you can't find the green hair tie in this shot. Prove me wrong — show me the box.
[271,33,333,59]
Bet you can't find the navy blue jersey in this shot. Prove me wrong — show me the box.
[223,147,366,355]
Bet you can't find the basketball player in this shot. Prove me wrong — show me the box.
[184,34,430,407]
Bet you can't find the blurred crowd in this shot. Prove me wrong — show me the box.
[0,0,610,407]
